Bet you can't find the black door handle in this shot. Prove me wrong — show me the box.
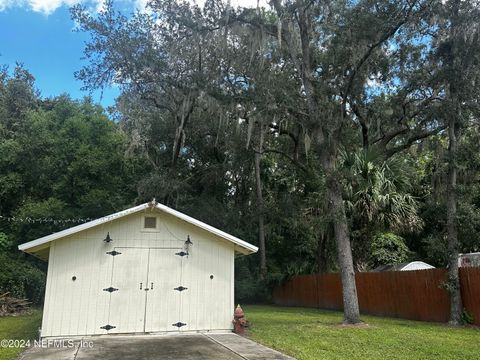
[151,282,154,290]
[139,282,142,290]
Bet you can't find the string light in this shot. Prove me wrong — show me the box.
[0,215,93,224]
[0,207,142,225]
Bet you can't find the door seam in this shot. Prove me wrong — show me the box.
[143,248,151,333]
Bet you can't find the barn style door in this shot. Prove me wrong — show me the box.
[105,248,150,334]
[144,249,183,332]
[103,247,185,334]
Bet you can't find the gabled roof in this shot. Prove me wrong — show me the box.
[18,201,258,258]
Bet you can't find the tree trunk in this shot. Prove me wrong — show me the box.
[323,150,361,324]
[171,95,195,168]
[271,0,360,322]
[254,126,267,277]
[317,231,328,273]
[447,103,462,326]
[446,0,462,326]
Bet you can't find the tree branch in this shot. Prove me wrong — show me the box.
[351,102,369,149]
[261,148,308,172]
[385,125,447,158]
[343,0,428,98]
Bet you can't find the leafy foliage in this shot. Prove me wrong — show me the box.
[0,66,148,303]
[0,233,12,253]
[0,254,45,305]
[369,232,411,269]
[2,0,480,310]
[341,148,421,268]
[69,0,480,286]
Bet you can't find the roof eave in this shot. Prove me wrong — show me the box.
[18,203,150,253]
[18,202,258,255]
[154,203,258,254]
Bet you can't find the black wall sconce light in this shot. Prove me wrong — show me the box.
[184,235,193,254]
[104,232,113,243]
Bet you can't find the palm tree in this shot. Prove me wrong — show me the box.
[341,148,422,269]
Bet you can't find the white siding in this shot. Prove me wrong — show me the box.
[41,210,235,337]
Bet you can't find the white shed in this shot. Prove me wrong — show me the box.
[373,261,435,272]
[18,201,258,337]
[458,252,480,267]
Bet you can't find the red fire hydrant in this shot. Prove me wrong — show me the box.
[232,304,247,335]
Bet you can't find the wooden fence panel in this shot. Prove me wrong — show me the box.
[316,273,342,310]
[355,269,450,322]
[273,268,480,325]
[460,267,480,326]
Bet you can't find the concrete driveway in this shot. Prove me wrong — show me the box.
[20,333,295,360]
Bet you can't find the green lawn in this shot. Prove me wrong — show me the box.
[0,310,42,360]
[245,305,480,360]
[1,307,478,360]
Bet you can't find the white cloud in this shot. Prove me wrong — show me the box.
[0,0,93,15]
[135,0,148,11]
[0,0,269,15]
[29,0,79,14]
[95,0,108,13]
[0,0,119,15]
[0,0,13,12]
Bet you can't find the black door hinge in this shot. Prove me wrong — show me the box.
[172,322,187,328]
[174,286,188,292]
[175,251,188,257]
[106,250,122,256]
[100,324,116,331]
[103,287,118,293]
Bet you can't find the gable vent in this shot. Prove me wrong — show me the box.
[144,216,157,229]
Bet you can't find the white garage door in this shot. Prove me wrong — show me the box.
[102,247,187,334]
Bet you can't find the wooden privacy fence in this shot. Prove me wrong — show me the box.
[272,268,480,326]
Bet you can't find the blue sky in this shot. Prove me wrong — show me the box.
[0,2,128,108]
[0,0,263,108]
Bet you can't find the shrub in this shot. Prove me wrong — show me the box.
[369,232,411,269]
[0,254,46,305]
[0,232,13,252]
[235,258,285,304]
[462,308,475,325]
